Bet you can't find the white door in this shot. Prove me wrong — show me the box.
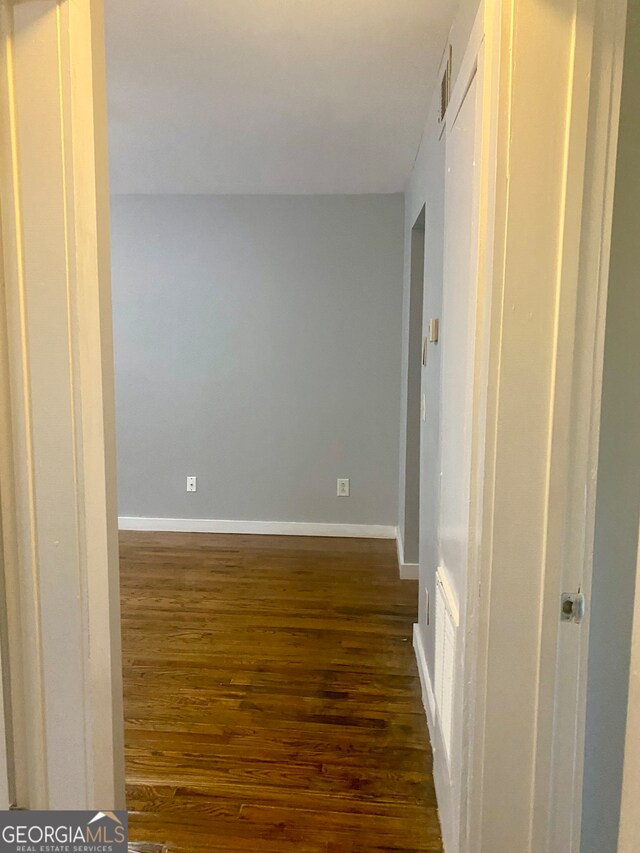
[439,66,481,620]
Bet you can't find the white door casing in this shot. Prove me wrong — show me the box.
[463,0,628,850]
[0,0,124,808]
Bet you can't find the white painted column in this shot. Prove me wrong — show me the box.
[0,0,124,809]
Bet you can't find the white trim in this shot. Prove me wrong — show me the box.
[413,623,436,725]
[396,531,419,580]
[118,516,397,539]
[0,0,123,808]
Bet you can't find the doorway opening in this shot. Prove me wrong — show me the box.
[402,205,426,568]
[0,2,632,850]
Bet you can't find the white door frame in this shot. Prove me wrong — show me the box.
[533,0,628,848]
[463,0,628,850]
[0,0,124,809]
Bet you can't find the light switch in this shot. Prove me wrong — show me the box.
[337,478,350,497]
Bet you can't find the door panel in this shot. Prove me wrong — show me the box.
[429,45,484,849]
[439,69,480,621]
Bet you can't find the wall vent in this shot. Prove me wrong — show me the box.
[439,46,452,124]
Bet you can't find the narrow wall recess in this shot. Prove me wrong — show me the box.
[402,205,426,565]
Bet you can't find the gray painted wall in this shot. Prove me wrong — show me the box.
[110,194,404,524]
[581,1,640,849]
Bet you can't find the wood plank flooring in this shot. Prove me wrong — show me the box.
[121,531,442,852]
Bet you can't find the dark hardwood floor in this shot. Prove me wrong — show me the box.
[121,531,442,852]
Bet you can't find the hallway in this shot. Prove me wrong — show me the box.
[120,532,442,851]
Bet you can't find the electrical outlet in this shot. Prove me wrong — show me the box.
[186,476,197,492]
[337,478,350,497]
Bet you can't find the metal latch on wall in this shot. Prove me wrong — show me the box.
[561,591,586,624]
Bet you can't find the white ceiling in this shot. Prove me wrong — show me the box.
[105,0,454,195]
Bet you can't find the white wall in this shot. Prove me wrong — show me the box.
[110,194,404,527]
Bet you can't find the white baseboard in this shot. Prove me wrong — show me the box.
[413,623,436,724]
[400,562,420,580]
[396,531,419,580]
[118,517,397,539]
